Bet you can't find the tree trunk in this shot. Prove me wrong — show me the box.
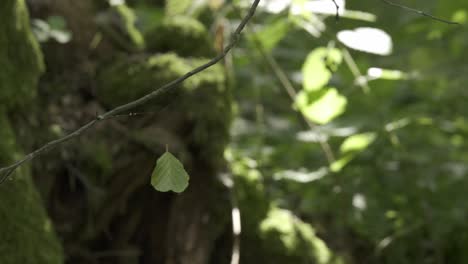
[24,1,232,263]
[0,0,64,263]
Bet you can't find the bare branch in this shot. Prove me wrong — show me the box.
[0,0,261,184]
[330,0,340,21]
[381,0,460,25]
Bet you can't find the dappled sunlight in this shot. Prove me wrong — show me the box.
[2,0,468,263]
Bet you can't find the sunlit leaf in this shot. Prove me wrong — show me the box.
[32,19,51,42]
[32,16,72,44]
[257,0,291,14]
[337,27,392,55]
[367,67,407,80]
[352,193,367,210]
[341,10,376,22]
[330,133,376,172]
[109,0,125,6]
[452,10,467,24]
[340,132,376,153]
[151,152,189,193]
[295,88,347,124]
[290,0,345,16]
[49,30,72,44]
[330,153,354,172]
[273,167,329,182]
[302,48,342,91]
[385,118,411,132]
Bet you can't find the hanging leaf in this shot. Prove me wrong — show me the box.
[151,152,189,193]
[295,88,347,124]
[331,132,377,172]
[330,154,354,172]
[340,132,377,153]
[290,0,345,16]
[367,67,407,80]
[258,0,291,14]
[302,47,342,91]
[337,27,392,55]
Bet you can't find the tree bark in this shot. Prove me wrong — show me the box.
[0,0,64,263]
[25,1,232,263]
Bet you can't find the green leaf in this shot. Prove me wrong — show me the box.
[295,88,347,124]
[151,152,189,193]
[330,133,377,172]
[340,132,377,153]
[337,27,392,55]
[367,67,407,80]
[330,154,354,172]
[302,47,342,91]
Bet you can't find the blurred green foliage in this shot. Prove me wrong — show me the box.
[226,0,468,263]
[6,0,466,262]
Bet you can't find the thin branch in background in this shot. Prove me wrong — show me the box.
[330,0,340,21]
[341,48,371,93]
[243,26,336,163]
[260,51,336,163]
[380,0,460,25]
[0,169,14,185]
[0,0,262,184]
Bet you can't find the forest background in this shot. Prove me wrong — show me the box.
[1,0,468,263]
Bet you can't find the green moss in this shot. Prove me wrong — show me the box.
[0,112,64,264]
[96,4,145,52]
[97,53,223,106]
[114,4,145,50]
[260,208,334,264]
[229,155,338,264]
[97,52,230,162]
[145,16,214,57]
[165,0,192,16]
[0,0,44,109]
[0,1,64,262]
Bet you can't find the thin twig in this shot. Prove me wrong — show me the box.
[381,0,460,25]
[261,52,336,163]
[330,0,340,21]
[341,47,371,93]
[244,26,336,163]
[0,0,261,184]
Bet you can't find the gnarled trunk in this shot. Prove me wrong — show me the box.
[0,0,64,263]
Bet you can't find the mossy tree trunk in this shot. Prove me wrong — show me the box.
[2,1,337,263]
[24,0,233,263]
[0,0,64,263]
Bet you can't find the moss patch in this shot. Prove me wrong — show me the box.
[145,16,214,57]
[0,1,64,262]
[0,112,64,264]
[96,4,145,52]
[229,154,338,264]
[165,0,192,16]
[0,0,44,108]
[260,207,334,264]
[97,52,230,163]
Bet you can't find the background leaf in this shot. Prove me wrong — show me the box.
[337,27,392,55]
[295,88,347,124]
[302,47,342,91]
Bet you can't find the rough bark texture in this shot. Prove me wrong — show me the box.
[4,0,337,263]
[0,0,64,263]
[25,1,232,263]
